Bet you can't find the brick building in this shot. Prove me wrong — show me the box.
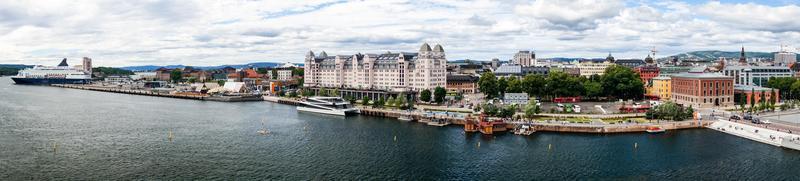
[734,85,779,106]
[671,73,734,108]
[446,74,478,94]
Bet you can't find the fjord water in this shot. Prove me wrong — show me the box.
[1,77,799,180]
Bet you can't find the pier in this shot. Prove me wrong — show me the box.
[52,84,205,100]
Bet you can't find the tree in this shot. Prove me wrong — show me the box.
[750,88,756,113]
[770,89,777,112]
[373,97,385,108]
[217,80,225,86]
[600,65,645,100]
[583,81,603,100]
[498,77,508,97]
[482,103,499,116]
[767,77,796,99]
[386,96,396,107]
[361,96,371,105]
[434,86,446,104]
[524,101,540,120]
[420,89,432,102]
[522,74,546,98]
[500,105,517,118]
[331,88,340,97]
[396,96,406,107]
[478,72,499,99]
[506,76,523,93]
[271,68,278,79]
[545,71,583,98]
[319,88,328,96]
[170,69,183,83]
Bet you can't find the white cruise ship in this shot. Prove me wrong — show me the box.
[297,97,360,116]
[11,58,92,85]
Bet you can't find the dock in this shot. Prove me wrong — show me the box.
[52,84,263,102]
[708,119,800,151]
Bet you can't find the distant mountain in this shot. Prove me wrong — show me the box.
[662,50,798,61]
[0,64,32,69]
[117,62,304,71]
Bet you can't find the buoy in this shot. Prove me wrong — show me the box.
[548,144,552,150]
[168,129,174,142]
[634,142,638,149]
[52,142,58,153]
[393,135,397,142]
[477,142,481,148]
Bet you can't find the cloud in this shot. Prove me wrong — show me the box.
[514,0,625,31]
[0,0,798,66]
[697,2,800,32]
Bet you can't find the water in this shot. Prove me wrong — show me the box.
[1,77,799,180]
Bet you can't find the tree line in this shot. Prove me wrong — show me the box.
[478,65,645,101]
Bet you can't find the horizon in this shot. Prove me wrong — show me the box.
[1,0,799,67]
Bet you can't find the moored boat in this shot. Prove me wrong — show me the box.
[296,97,360,116]
[646,126,665,133]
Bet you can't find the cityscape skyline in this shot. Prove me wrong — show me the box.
[1,0,800,67]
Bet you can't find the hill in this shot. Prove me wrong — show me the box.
[118,62,304,71]
[662,50,798,61]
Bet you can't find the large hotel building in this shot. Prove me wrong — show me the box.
[303,43,447,94]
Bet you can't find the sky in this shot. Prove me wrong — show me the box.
[1,0,799,67]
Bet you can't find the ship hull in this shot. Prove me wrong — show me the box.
[11,77,91,85]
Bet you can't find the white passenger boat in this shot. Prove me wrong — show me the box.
[296,97,360,116]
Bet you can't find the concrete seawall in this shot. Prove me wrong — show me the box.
[533,121,708,133]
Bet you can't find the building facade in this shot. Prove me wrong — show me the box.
[446,74,478,94]
[775,47,796,66]
[303,43,447,92]
[651,76,671,100]
[635,66,660,86]
[512,50,536,67]
[671,73,734,108]
[722,66,793,86]
[734,85,779,106]
[615,59,645,69]
[576,59,613,77]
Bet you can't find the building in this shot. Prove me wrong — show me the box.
[276,68,294,81]
[671,73,734,108]
[81,57,92,73]
[503,93,529,105]
[303,43,447,93]
[130,72,157,80]
[659,66,692,76]
[512,50,536,67]
[446,74,478,94]
[615,59,645,69]
[722,66,793,86]
[104,75,131,83]
[651,76,671,100]
[738,46,748,65]
[634,66,660,86]
[734,85,779,106]
[493,64,549,77]
[576,59,613,77]
[775,46,797,66]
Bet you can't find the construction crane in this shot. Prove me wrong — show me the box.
[650,46,658,58]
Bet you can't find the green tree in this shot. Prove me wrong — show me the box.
[318,88,328,96]
[498,77,508,96]
[271,68,278,79]
[420,89,432,102]
[546,71,583,98]
[478,72,499,99]
[770,89,777,111]
[767,77,796,99]
[361,96,371,105]
[373,97,385,108]
[331,88,340,97]
[583,81,603,100]
[217,80,225,86]
[522,74,546,98]
[524,101,540,120]
[482,103,499,116]
[170,69,183,83]
[600,65,645,100]
[750,88,756,113]
[506,76,523,93]
[434,86,446,104]
[386,96,396,107]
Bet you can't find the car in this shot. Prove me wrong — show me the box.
[743,114,753,120]
[730,115,741,120]
[751,118,762,124]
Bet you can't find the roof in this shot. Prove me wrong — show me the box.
[223,82,246,92]
[724,65,791,71]
[671,73,731,79]
[652,76,671,80]
[734,84,774,91]
[494,64,521,74]
[433,44,444,52]
[504,93,529,99]
[419,43,432,52]
[447,74,478,82]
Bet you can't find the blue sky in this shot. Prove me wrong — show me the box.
[0,0,799,67]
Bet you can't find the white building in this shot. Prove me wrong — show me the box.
[722,66,793,86]
[303,43,447,92]
[775,48,797,66]
[277,69,293,80]
[575,59,614,77]
[503,93,529,105]
[130,72,157,80]
[512,50,536,67]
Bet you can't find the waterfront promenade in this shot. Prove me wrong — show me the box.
[708,119,800,150]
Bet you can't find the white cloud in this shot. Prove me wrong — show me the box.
[514,0,625,31]
[0,0,798,66]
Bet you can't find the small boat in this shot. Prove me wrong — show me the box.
[645,126,665,133]
[398,111,414,122]
[427,118,450,127]
[257,119,270,135]
[514,124,535,135]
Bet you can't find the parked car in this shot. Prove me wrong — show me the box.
[730,115,741,120]
[751,118,762,124]
[743,114,753,120]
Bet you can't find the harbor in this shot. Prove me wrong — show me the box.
[3,77,800,180]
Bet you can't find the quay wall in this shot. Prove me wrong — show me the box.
[708,120,800,151]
